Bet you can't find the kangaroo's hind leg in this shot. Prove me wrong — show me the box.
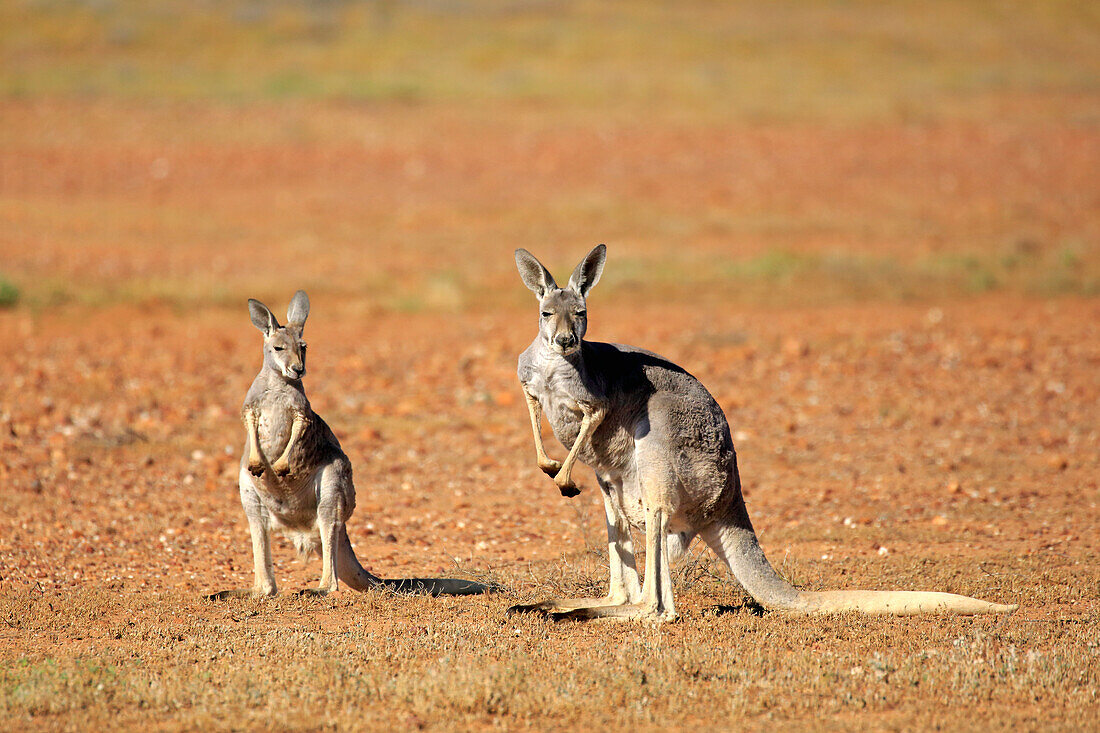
[548,430,680,622]
[300,458,352,597]
[209,470,277,600]
[551,501,677,622]
[508,475,642,615]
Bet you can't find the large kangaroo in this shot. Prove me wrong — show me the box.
[210,291,487,599]
[510,245,1017,621]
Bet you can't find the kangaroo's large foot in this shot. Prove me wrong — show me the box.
[550,603,677,623]
[507,595,629,617]
[506,601,555,616]
[207,588,275,601]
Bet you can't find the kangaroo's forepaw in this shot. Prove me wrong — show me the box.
[552,468,581,497]
[272,460,291,477]
[554,478,581,497]
[538,459,562,477]
[548,608,592,622]
[247,460,264,477]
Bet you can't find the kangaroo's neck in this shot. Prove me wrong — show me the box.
[529,338,608,409]
[252,366,309,405]
[534,338,588,375]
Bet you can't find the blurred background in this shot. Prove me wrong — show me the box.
[2,0,1099,576]
[2,8,1098,725]
[1,0,1097,310]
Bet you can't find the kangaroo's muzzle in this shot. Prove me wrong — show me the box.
[554,333,578,353]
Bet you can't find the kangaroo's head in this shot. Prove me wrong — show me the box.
[248,290,310,381]
[515,245,606,357]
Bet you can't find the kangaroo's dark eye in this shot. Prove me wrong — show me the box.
[541,312,552,318]
[273,346,285,351]
[575,311,587,317]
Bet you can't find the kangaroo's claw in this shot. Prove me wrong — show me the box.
[272,460,291,477]
[247,461,264,477]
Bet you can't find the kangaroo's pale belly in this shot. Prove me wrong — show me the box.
[249,469,320,524]
[526,364,585,449]
[543,397,583,449]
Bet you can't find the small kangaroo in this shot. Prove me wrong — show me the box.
[510,245,1017,621]
[209,291,487,600]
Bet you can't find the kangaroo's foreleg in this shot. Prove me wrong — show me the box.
[523,389,562,477]
[244,409,265,476]
[271,412,306,477]
[552,406,604,497]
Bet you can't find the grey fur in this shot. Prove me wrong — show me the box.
[515,248,558,298]
[566,243,605,296]
[208,292,488,600]
[248,298,278,335]
[510,246,1017,620]
[286,289,310,328]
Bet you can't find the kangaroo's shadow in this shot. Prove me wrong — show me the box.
[706,601,766,618]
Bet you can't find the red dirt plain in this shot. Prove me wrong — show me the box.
[2,96,1099,728]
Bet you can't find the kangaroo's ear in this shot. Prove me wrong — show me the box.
[287,290,310,328]
[567,243,606,297]
[248,299,279,335]
[515,249,558,298]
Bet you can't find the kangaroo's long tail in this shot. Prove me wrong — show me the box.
[703,508,1017,616]
[337,531,493,597]
[377,577,490,596]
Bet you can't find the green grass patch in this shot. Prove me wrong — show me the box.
[603,243,1100,306]
[10,242,1099,314]
[2,0,1098,119]
[0,275,19,308]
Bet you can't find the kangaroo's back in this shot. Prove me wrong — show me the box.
[570,341,734,477]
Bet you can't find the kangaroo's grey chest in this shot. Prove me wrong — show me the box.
[250,387,308,458]
[520,351,589,449]
[256,397,289,452]
[542,386,585,448]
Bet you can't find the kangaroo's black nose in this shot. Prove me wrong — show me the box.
[555,334,577,350]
